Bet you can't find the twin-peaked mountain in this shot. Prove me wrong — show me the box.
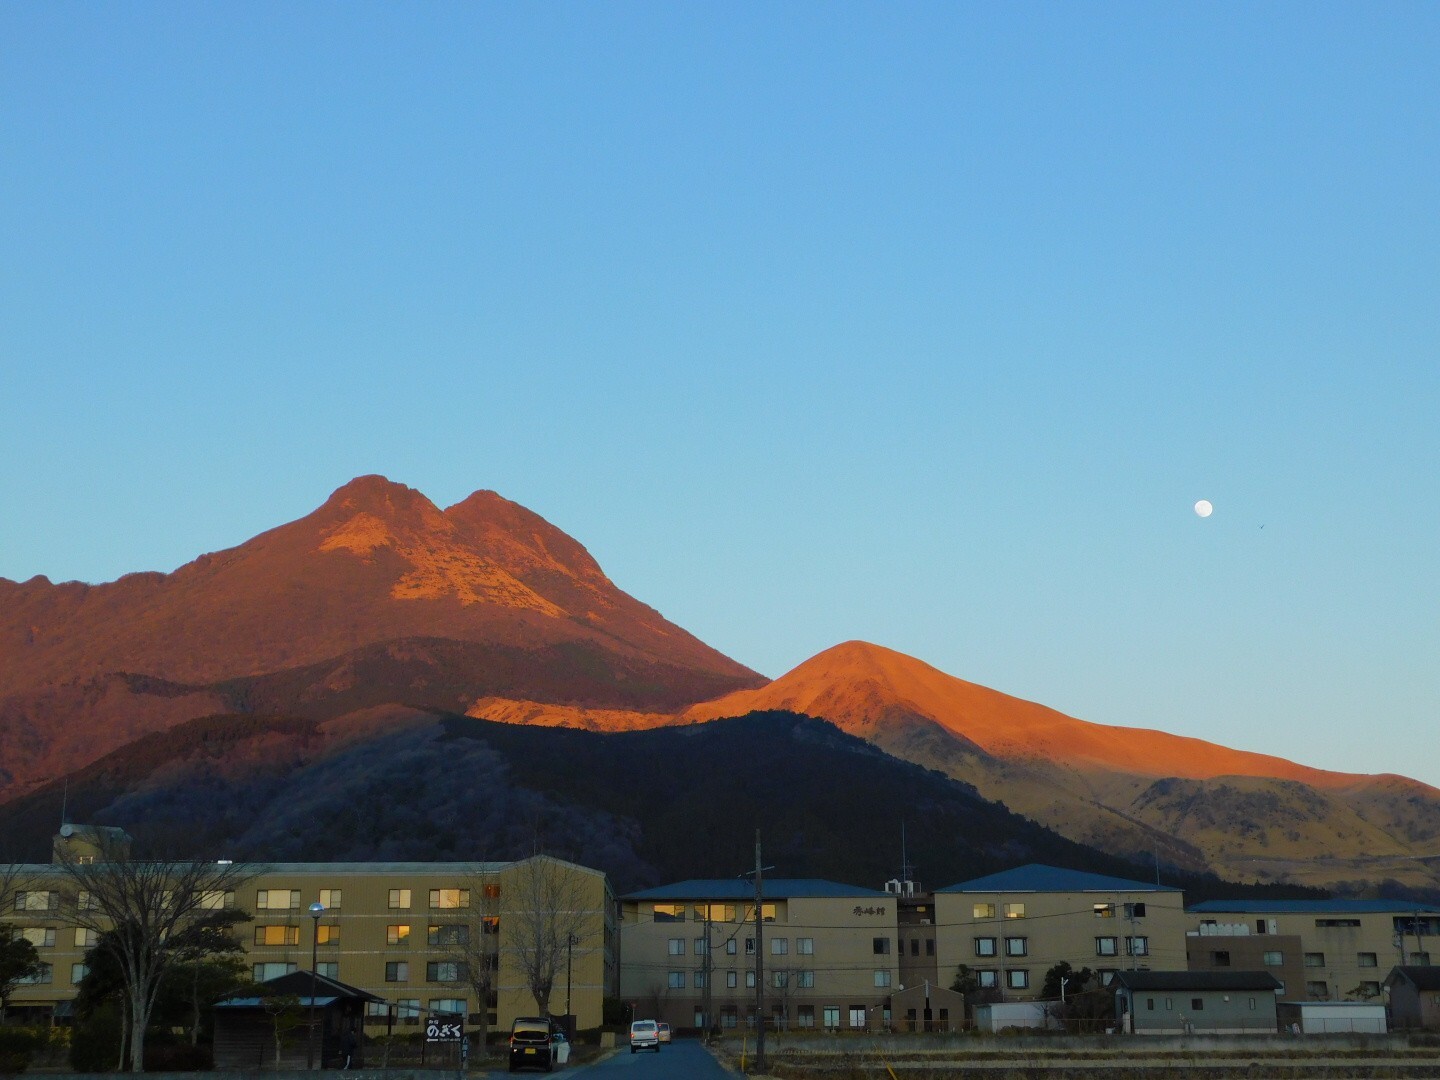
[1,476,1436,897]
[0,476,759,799]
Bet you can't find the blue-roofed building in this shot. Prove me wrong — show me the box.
[933,864,1188,1001]
[1188,899,1440,1004]
[619,877,902,1033]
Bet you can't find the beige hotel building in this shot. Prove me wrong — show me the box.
[5,828,616,1032]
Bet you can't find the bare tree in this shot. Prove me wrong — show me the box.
[0,859,41,1021]
[501,856,598,1017]
[434,867,502,1059]
[55,832,254,1072]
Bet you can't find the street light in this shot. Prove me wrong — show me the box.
[307,901,325,1070]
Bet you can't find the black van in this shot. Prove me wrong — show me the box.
[507,1016,557,1072]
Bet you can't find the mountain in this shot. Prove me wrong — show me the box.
[681,642,1440,893]
[0,707,1315,903]
[0,476,761,800]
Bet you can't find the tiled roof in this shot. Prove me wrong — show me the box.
[623,878,891,901]
[938,864,1175,894]
[1191,900,1440,915]
[1112,970,1284,992]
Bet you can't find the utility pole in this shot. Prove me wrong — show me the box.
[703,907,714,1043]
[754,830,766,1073]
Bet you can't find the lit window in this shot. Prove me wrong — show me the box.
[387,924,410,945]
[1004,903,1026,919]
[429,889,469,910]
[388,890,411,910]
[317,924,340,945]
[319,889,342,909]
[973,903,996,919]
[256,890,299,911]
[255,925,299,947]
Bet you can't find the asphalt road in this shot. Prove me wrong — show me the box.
[489,1039,732,1079]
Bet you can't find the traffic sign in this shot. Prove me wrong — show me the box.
[426,1018,463,1042]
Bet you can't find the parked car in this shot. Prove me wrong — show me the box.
[657,1022,672,1044]
[629,1018,661,1052]
[508,1016,558,1073]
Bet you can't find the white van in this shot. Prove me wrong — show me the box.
[629,1019,660,1052]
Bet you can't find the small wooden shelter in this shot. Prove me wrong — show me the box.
[213,970,382,1070]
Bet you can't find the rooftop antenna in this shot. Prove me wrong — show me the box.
[59,778,69,829]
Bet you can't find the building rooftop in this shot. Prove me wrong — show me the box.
[1386,966,1440,992]
[1112,970,1284,992]
[1191,899,1440,915]
[938,864,1175,894]
[623,878,891,901]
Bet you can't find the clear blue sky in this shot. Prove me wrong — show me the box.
[3,3,1437,784]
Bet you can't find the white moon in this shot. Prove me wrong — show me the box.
[1194,499,1213,518]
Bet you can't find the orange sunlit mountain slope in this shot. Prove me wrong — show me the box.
[681,641,1440,891]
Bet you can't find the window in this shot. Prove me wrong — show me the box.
[396,999,421,1019]
[873,970,891,988]
[773,972,788,988]
[1096,937,1118,956]
[256,889,299,911]
[849,1008,866,1028]
[973,903,996,919]
[385,962,409,982]
[1304,952,1325,968]
[17,963,52,985]
[1005,936,1027,957]
[319,889,342,910]
[668,971,685,990]
[797,970,814,988]
[745,937,755,956]
[1097,969,1117,986]
[254,962,297,981]
[1126,936,1148,956]
[77,891,98,911]
[1359,981,1381,998]
[772,937,788,955]
[1306,981,1329,998]
[975,937,997,957]
[976,970,998,988]
[798,937,814,955]
[694,970,707,988]
[1410,952,1432,966]
[200,890,235,909]
[1004,903,1026,919]
[1124,902,1147,919]
[71,962,88,985]
[741,903,777,923]
[429,889,469,909]
[255,925,299,946]
[909,939,920,957]
[872,938,891,955]
[653,903,684,922]
[482,883,501,900]
[1316,918,1361,928]
[694,937,708,954]
[1191,998,1204,1011]
[388,889,411,910]
[387,924,410,945]
[432,924,471,946]
[317,924,340,945]
[745,971,756,988]
[14,891,57,912]
[722,1008,738,1029]
[926,939,935,957]
[695,903,736,921]
[19,928,55,948]
[1358,952,1377,968]
[482,916,499,935]
[669,938,686,956]
[1262,951,1284,966]
[1248,997,1256,1010]
[426,961,464,982]
[1007,969,1028,990]
[430,998,465,1015]
[1211,950,1231,967]
[822,1006,840,1030]
[317,962,339,979]
[1094,903,1115,919]
[797,1005,815,1028]
[726,939,738,955]
[727,970,738,988]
